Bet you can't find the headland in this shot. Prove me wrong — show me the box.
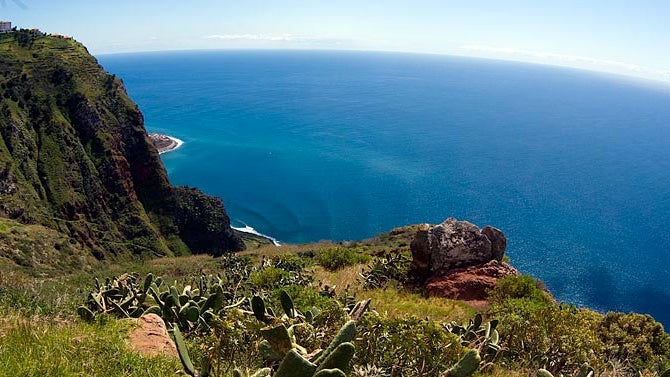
[149,133,183,154]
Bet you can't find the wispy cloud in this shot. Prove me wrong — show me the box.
[203,33,362,50]
[0,0,27,10]
[460,44,670,82]
[204,34,308,42]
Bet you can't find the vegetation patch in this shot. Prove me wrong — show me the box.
[365,288,474,322]
[0,218,19,232]
[316,247,371,271]
[2,246,670,377]
[0,311,181,376]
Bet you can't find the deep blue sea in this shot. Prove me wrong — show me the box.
[99,50,670,325]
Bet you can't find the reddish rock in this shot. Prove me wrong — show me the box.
[410,218,507,283]
[424,260,520,304]
[128,314,178,358]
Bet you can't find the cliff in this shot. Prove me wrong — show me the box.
[0,30,244,265]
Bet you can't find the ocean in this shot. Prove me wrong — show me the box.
[99,50,670,325]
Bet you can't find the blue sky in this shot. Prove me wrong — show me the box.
[2,0,669,82]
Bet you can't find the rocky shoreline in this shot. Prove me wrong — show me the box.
[149,133,183,154]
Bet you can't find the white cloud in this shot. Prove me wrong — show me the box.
[459,44,670,83]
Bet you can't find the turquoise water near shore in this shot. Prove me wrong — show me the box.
[100,50,670,325]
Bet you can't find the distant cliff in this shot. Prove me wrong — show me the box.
[0,30,244,263]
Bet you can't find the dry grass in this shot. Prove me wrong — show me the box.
[485,367,529,377]
[239,241,336,258]
[312,263,368,294]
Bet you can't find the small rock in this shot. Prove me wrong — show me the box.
[481,225,506,261]
[128,313,178,358]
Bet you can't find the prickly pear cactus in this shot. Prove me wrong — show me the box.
[445,349,481,377]
[252,295,268,323]
[260,323,294,355]
[280,290,295,318]
[315,342,355,373]
[314,320,356,365]
[313,369,347,377]
[275,349,317,377]
[172,324,196,377]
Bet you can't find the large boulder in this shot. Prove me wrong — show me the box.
[410,218,507,282]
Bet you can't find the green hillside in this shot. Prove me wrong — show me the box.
[0,30,244,268]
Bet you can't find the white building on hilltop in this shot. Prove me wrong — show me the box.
[0,21,11,33]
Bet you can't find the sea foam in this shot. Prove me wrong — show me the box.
[232,223,281,246]
[158,135,184,155]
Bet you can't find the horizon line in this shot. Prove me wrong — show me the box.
[94,47,670,88]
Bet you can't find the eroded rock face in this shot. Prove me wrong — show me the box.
[481,225,506,261]
[409,218,518,306]
[424,260,520,303]
[128,314,178,358]
[410,218,507,281]
[0,33,245,261]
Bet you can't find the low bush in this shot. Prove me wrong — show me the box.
[271,284,333,313]
[248,266,289,289]
[317,247,371,271]
[490,301,605,374]
[200,309,264,375]
[487,274,553,306]
[270,253,307,272]
[356,313,464,376]
[599,312,670,373]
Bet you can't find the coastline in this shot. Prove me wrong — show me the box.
[232,225,281,247]
[148,133,184,154]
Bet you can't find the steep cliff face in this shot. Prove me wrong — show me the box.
[0,31,243,261]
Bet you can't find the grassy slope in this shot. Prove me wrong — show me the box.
[0,228,477,376]
[0,308,180,376]
[2,224,670,376]
[0,31,173,257]
[0,218,92,274]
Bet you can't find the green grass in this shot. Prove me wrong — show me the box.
[316,246,371,271]
[0,310,181,376]
[365,287,476,322]
[0,219,19,232]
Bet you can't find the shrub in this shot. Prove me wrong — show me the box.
[356,313,464,376]
[599,312,670,372]
[293,299,350,353]
[488,275,553,306]
[201,309,264,375]
[272,284,332,313]
[248,267,289,289]
[267,253,313,286]
[490,300,605,374]
[270,253,307,273]
[317,247,371,271]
